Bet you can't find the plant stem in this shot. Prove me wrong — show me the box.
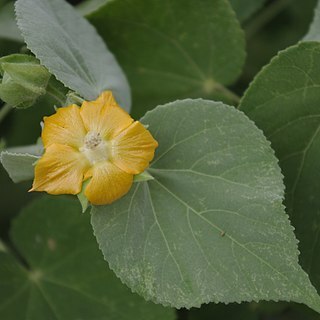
[46,81,67,106]
[0,103,12,124]
[245,0,293,39]
[67,92,85,105]
[215,83,241,105]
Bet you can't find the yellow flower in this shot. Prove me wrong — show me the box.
[30,91,158,205]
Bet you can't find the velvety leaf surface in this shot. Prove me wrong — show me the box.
[304,0,320,41]
[1,152,39,183]
[0,196,174,320]
[92,99,320,311]
[89,0,245,117]
[15,0,131,110]
[0,0,110,43]
[0,143,43,183]
[240,41,320,294]
[229,0,267,23]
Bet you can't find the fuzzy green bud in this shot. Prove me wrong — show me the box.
[0,54,51,108]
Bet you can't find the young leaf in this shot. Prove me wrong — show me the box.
[304,0,320,41]
[0,196,174,320]
[92,99,320,311]
[15,0,131,111]
[240,41,320,295]
[89,0,245,117]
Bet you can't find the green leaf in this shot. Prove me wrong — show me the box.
[91,99,320,311]
[0,196,174,320]
[89,0,245,117]
[15,0,131,111]
[0,2,23,42]
[240,41,320,295]
[0,0,109,43]
[229,0,267,23]
[0,143,43,183]
[304,0,320,41]
[0,152,38,183]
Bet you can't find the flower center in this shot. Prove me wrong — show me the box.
[80,131,109,164]
[84,131,102,149]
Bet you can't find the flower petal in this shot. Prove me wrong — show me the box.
[42,104,87,148]
[31,144,90,195]
[85,161,133,205]
[111,121,158,174]
[80,91,133,139]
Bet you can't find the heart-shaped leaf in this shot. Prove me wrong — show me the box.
[92,99,320,311]
[0,196,174,320]
[240,41,320,293]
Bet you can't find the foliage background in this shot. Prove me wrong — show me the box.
[0,0,319,319]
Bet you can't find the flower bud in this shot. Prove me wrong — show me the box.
[0,54,51,108]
